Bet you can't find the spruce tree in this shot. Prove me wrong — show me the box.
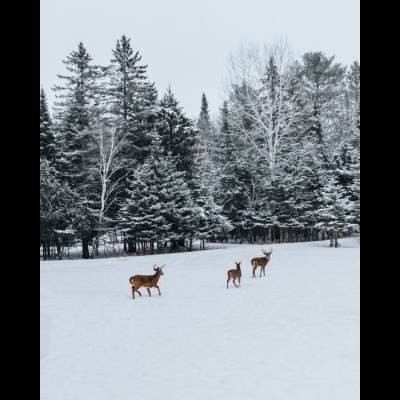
[119,139,199,253]
[347,61,361,143]
[52,42,100,186]
[40,87,56,162]
[313,175,359,245]
[109,35,158,164]
[52,42,101,258]
[157,87,197,183]
[217,102,252,230]
[40,159,93,260]
[301,52,346,166]
[197,93,213,151]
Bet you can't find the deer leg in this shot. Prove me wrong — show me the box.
[238,277,241,287]
[260,267,263,278]
[155,285,161,295]
[147,288,151,296]
[132,287,142,299]
[227,274,231,289]
[233,278,238,288]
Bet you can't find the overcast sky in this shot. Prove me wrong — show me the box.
[40,0,360,120]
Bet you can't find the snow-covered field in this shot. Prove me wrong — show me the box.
[40,237,360,400]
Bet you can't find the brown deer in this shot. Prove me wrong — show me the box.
[129,264,165,299]
[251,248,273,278]
[227,261,242,289]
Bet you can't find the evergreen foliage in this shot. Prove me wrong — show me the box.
[109,35,158,164]
[157,87,197,183]
[40,39,360,258]
[40,87,56,162]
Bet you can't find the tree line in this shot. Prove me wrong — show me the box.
[40,36,360,259]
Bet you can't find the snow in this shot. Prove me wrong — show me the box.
[40,236,360,400]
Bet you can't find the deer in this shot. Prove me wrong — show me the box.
[129,264,165,299]
[251,248,273,278]
[227,261,242,289]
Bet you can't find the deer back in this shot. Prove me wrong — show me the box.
[253,249,273,267]
[129,265,164,287]
[252,256,268,267]
[228,262,242,277]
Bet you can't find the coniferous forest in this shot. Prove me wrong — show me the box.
[40,37,360,259]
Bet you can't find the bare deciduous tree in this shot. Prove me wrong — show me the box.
[87,116,128,255]
[225,41,311,184]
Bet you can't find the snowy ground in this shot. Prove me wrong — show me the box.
[40,236,360,400]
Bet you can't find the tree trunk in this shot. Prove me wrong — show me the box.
[123,232,127,252]
[334,231,339,248]
[56,240,63,260]
[42,240,48,260]
[127,240,135,255]
[82,237,90,259]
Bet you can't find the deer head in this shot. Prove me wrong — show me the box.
[153,264,165,275]
[235,261,241,269]
[262,248,273,257]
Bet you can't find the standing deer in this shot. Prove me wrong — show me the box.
[129,264,165,299]
[227,261,242,289]
[251,248,273,278]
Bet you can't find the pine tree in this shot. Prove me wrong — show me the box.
[109,35,158,164]
[119,139,199,253]
[197,93,213,151]
[347,61,361,142]
[52,42,100,186]
[157,87,197,183]
[195,184,233,247]
[40,87,56,162]
[301,52,346,165]
[313,175,359,246]
[40,159,93,259]
[217,102,252,230]
[52,42,101,258]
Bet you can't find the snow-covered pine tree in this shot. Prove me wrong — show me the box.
[40,158,69,259]
[347,61,360,127]
[119,139,199,254]
[109,35,158,164]
[300,51,346,166]
[313,175,359,246]
[52,42,100,187]
[40,159,93,260]
[197,93,213,156]
[52,42,101,258]
[194,183,233,248]
[346,61,360,150]
[157,87,197,185]
[40,87,56,162]
[194,93,220,192]
[216,101,252,238]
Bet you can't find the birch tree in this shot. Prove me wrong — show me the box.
[89,117,127,225]
[225,42,311,185]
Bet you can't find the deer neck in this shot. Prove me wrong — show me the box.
[153,271,161,282]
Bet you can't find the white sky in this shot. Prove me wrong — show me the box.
[40,0,360,119]
[40,236,360,399]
